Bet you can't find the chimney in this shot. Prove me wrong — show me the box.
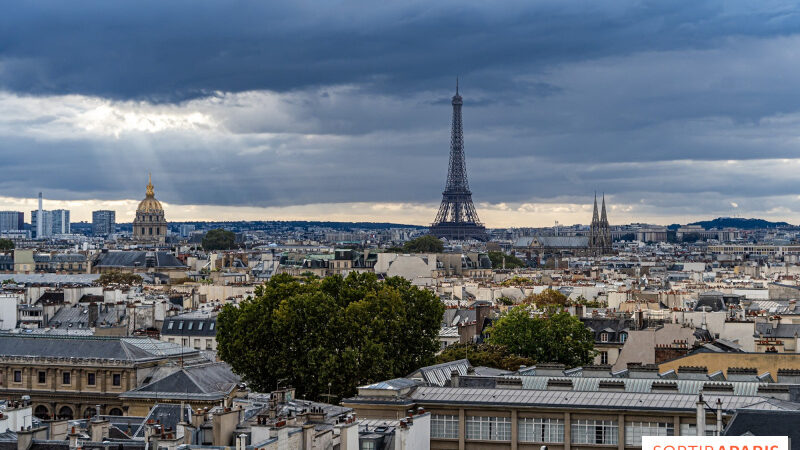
[450,369,460,388]
[88,303,99,328]
[696,394,706,436]
[68,427,79,450]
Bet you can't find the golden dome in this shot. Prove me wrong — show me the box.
[136,173,164,213]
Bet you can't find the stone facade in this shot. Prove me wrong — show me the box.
[132,174,168,244]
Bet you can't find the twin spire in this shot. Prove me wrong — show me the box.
[590,192,612,255]
[592,192,608,223]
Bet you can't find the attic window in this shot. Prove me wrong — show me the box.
[210,323,215,331]
[178,321,184,330]
[188,322,194,330]
[600,333,609,342]
[168,321,174,330]
[198,322,204,330]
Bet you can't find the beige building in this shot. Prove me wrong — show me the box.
[0,334,202,419]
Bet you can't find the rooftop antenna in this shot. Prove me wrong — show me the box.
[456,76,459,95]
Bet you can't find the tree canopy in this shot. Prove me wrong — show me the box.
[523,288,568,306]
[202,228,236,251]
[0,239,14,251]
[217,272,444,402]
[436,343,535,371]
[97,271,143,286]
[402,235,444,253]
[487,306,595,367]
[487,251,526,269]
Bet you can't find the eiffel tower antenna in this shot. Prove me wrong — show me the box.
[430,80,487,241]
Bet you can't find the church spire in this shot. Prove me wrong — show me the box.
[592,192,599,222]
[146,173,154,197]
[600,193,608,223]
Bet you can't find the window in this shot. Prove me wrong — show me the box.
[38,371,46,384]
[206,339,213,350]
[680,423,717,436]
[113,374,121,386]
[466,416,511,441]
[600,332,609,342]
[625,422,674,446]
[571,419,618,445]
[431,414,459,439]
[168,321,174,330]
[600,351,609,364]
[141,227,145,235]
[62,372,71,385]
[620,332,628,343]
[178,321,184,330]
[210,323,215,331]
[188,322,194,330]
[148,227,153,235]
[194,338,200,349]
[13,370,21,383]
[360,441,376,450]
[198,322,204,330]
[519,418,564,443]
[87,373,96,386]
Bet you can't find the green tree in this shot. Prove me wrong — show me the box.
[487,251,526,269]
[402,235,444,253]
[97,271,143,286]
[487,306,594,367]
[523,288,568,306]
[436,343,535,371]
[217,272,444,402]
[0,239,13,251]
[202,228,236,251]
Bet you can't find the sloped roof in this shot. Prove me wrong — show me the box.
[533,236,589,248]
[407,387,797,412]
[94,251,186,268]
[120,362,239,400]
[0,334,195,362]
[407,359,471,387]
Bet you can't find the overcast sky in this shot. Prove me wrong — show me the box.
[2,0,800,227]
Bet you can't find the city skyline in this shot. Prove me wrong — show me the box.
[3,2,800,226]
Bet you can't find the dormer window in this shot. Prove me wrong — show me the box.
[619,332,627,343]
[600,333,609,342]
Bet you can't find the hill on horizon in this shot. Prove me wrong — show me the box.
[687,217,792,230]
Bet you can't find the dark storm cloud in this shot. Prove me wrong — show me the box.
[1,0,799,101]
[3,0,800,223]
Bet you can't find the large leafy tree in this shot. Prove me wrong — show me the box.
[402,235,444,253]
[217,272,444,402]
[523,288,568,306]
[0,239,13,251]
[487,306,594,368]
[97,271,143,286]
[487,251,526,269]
[202,228,236,251]
[436,343,535,371]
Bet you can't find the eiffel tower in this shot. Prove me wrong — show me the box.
[430,81,487,241]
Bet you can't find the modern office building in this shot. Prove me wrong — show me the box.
[0,211,24,232]
[92,210,116,236]
[31,209,70,238]
[51,209,70,234]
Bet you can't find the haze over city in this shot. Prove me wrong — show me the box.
[3,1,800,226]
